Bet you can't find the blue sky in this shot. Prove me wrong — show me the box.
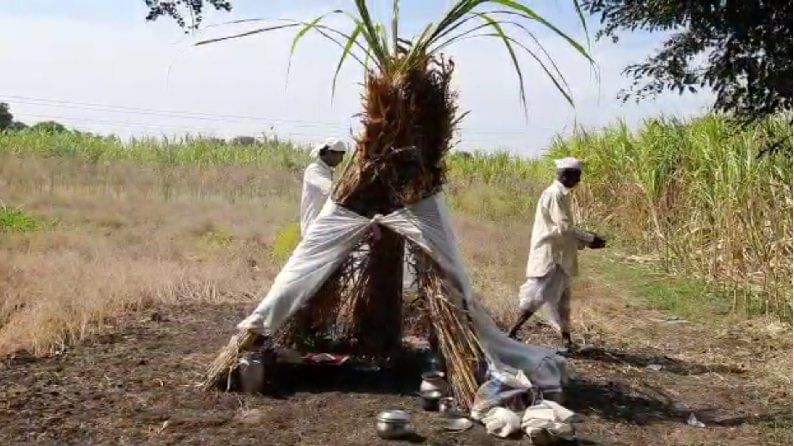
[0,1,712,156]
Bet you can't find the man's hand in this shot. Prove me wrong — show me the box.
[588,235,607,249]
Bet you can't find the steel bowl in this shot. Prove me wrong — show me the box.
[444,417,473,432]
[376,410,414,439]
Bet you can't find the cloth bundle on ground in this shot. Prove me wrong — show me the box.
[477,401,578,440]
[522,399,579,440]
[238,193,570,393]
[471,378,579,440]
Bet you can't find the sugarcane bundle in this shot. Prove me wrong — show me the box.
[201,329,258,390]
[328,55,458,357]
[414,250,483,409]
[192,0,589,397]
[267,54,458,358]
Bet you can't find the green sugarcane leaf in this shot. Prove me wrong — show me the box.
[288,11,342,77]
[476,13,528,113]
[332,24,363,100]
[487,0,592,63]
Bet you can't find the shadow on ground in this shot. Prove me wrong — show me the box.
[268,359,424,397]
[572,345,745,376]
[566,376,791,430]
[567,378,691,425]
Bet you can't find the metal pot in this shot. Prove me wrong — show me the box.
[419,371,448,395]
[238,352,264,394]
[420,390,442,411]
[376,410,414,439]
[438,397,457,415]
[424,351,446,374]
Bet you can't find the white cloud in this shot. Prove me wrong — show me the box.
[0,9,713,157]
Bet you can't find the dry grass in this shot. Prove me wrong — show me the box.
[0,147,789,404]
[0,147,535,357]
[0,154,297,356]
[453,215,529,325]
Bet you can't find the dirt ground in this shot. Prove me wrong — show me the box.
[1,281,790,446]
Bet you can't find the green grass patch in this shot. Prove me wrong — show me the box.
[0,205,39,232]
[0,130,310,171]
[584,251,732,322]
[272,222,301,262]
[190,221,236,252]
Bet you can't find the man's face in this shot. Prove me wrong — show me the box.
[320,149,345,167]
[557,168,582,189]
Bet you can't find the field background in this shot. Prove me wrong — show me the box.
[0,115,791,444]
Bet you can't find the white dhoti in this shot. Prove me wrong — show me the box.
[517,265,571,333]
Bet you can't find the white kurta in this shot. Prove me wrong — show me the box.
[518,180,593,332]
[300,159,333,237]
[525,180,593,278]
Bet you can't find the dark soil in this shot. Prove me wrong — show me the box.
[0,300,789,445]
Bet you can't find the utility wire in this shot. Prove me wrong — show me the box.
[16,112,350,140]
[1,93,548,137]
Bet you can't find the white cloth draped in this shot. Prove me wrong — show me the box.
[239,194,569,392]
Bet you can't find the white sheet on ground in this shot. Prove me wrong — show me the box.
[522,399,578,439]
[238,194,569,393]
[482,407,522,438]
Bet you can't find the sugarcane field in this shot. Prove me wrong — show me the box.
[0,1,792,445]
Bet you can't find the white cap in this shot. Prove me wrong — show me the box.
[554,157,584,171]
[311,137,348,158]
[326,137,348,153]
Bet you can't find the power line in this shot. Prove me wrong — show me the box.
[1,93,546,137]
[1,95,344,131]
[18,113,227,134]
[16,113,532,147]
[15,112,350,140]
[16,113,533,152]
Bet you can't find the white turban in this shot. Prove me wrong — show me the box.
[554,157,583,171]
[310,137,348,158]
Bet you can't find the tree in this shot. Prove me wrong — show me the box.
[0,103,12,130]
[230,136,256,145]
[582,0,792,122]
[9,122,28,131]
[30,121,68,134]
[144,0,231,31]
[0,103,33,132]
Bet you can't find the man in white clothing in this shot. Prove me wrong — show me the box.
[508,157,606,350]
[300,137,348,237]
